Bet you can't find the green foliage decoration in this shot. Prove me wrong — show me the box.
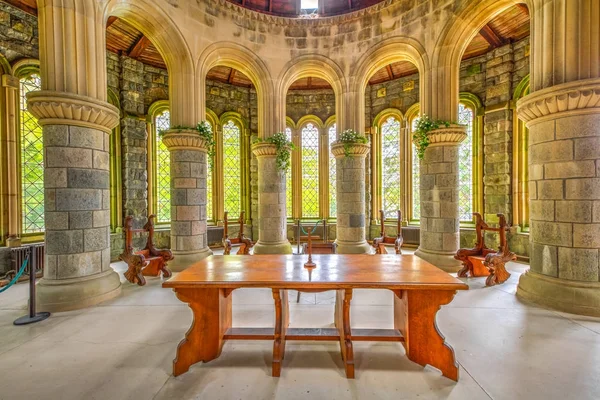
[337,129,369,157]
[253,132,296,172]
[159,121,216,166]
[412,115,456,160]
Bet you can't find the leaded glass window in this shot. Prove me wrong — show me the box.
[223,120,241,220]
[285,127,293,218]
[301,123,319,218]
[381,117,401,220]
[411,117,420,221]
[458,103,474,221]
[328,123,337,218]
[20,74,44,234]
[206,124,214,222]
[155,110,171,223]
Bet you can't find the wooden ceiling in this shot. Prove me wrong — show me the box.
[7,1,529,90]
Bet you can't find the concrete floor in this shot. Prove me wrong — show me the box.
[1,250,600,400]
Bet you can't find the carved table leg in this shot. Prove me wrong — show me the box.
[394,289,460,381]
[335,289,354,379]
[272,289,289,377]
[172,288,232,376]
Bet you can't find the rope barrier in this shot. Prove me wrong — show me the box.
[299,220,323,236]
[0,255,29,294]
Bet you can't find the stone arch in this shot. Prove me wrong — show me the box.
[277,55,346,134]
[197,42,274,139]
[351,37,428,134]
[432,0,531,119]
[104,0,195,126]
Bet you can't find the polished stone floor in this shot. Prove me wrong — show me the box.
[1,249,600,400]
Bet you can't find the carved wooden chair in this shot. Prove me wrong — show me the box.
[454,213,516,286]
[222,211,253,255]
[119,215,173,286]
[372,209,403,254]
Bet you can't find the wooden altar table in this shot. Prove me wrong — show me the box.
[163,254,468,381]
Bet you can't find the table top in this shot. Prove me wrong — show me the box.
[163,254,468,291]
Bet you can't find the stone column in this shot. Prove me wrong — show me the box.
[162,131,213,270]
[251,143,292,254]
[26,0,121,311]
[414,126,466,271]
[332,142,372,254]
[515,0,600,316]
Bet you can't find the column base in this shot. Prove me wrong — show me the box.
[36,269,122,313]
[517,270,600,317]
[253,241,292,255]
[415,248,462,272]
[335,240,372,254]
[169,247,213,272]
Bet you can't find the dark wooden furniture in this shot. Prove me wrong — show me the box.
[222,211,253,255]
[163,254,467,380]
[120,215,173,286]
[372,210,403,254]
[455,213,516,286]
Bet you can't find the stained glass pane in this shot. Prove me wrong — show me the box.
[285,127,293,218]
[206,124,214,222]
[20,74,44,234]
[328,124,337,218]
[381,117,401,220]
[223,120,241,220]
[301,123,319,218]
[458,103,474,222]
[155,111,171,223]
[411,117,420,221]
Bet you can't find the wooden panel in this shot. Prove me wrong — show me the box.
[163,254,468,291]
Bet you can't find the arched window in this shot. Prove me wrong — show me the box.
[410,116,420,221]
[301,123,320,218]
[328,123,337,218]
[285,126,293,218]
[108,89,122,232]
[513,76,530,231]
[19,72,44,234]
[458,103,474,221]
[222,120,242,219]
[154,109,171,223]
[205,110,219,224]
[381,116,401,219]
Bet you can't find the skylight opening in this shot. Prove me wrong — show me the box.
[300,0,318,10]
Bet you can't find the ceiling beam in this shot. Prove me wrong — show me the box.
[268,0,272,13]
[128,35,151,59]
[516,3,529,14]
[227,69,237,84]
[106,16,118,29]
[3,0,37,15]
[479,24,503,48]
[307,77,312,89]
[386,65,395,80]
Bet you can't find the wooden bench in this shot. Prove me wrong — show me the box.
[222,211,253,255]
[372,209,403,254]
[455,213,516,286]
[119,215,173,286]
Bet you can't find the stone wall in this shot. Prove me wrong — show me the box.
[286,88,336,124]
[366,74,420,120]
[0,2,37,63]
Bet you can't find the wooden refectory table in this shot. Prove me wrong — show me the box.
[163,254,468,380]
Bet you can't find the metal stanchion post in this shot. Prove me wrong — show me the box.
[14,247,51,325]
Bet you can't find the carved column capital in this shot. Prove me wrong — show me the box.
[331,142,371,158]
[27,90,119,133]
[251,142,277,157]
[516,78,600,126]
[425,125,467,147]
[161,131,209,152]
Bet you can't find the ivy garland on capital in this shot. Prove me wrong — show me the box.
[159,121,216,166]
[253,132,296,172]
[337,129,369,157]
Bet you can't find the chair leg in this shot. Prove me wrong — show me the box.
[296,291,301,303]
